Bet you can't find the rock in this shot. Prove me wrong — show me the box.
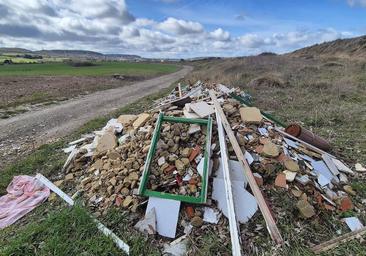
[123,195,133,208]
[120,187,130,196]
[297,199,315,218]
[262,142,279,157]
[236,133,246,146]
[48,193,57,201]
[96,132,117,154]
[133,113,150,130]
[134,208,156,235]
[107,151,120,160]
[179,186,187,195]
[181,148,192,158]
[181,158,190,166]
[110,177,117,186]
[117,114,137,125]
[81,177,92,186]
[253,173,263,186]
[343,185,356,196]
[188,124,201,135]
[283,170,297,182]
[175,159,185,172]
[355,163,366,172]
[93,159,103,170]
[239,107,263,123]
[128,172,139,181]
[191,216,203,227]
[54,180,64,187]
[275,173,287,188]
[158,157,166,166]
[142,145,150,153]
[284,159,300,172]
[188,184,197,193]
[107,185,113,195]
[65,173,74,181]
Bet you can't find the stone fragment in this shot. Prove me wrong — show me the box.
[142,145,150,153]
[297,199,315,218]
[96,132,117,154]
[129,172,139,181]
[110,177,117,186]
[107,151,120,160]
[81,177,92,186]
[158,157,166,166]
[283,170,297,182]
[120,187,130,196]
[191,216,203,227]
[117,114,137,125]
[175,159,185,172]
[181,148,192,158]
[262,142,279,157]
[48,193,57,201]
[123,195,133,208]
[181,158,190,166]
[236,133,246,146]
[275,173,287,188]
[253,173,263,186]
[133,113,150,129]
[65,173,74,181]
[239,107,262,123]
[343,185,356,196]
[54,180,64,187]
[284,159,300,172]
[188,124,201,135]
[355,163,366,172]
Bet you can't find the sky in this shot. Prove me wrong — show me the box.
[0,0,365,58]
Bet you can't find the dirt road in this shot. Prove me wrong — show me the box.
[0,65,192,170]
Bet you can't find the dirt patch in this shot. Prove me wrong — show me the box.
[0,75,145,109]
[248,74,288,88]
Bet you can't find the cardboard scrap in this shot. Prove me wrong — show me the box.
[146,197,180,238]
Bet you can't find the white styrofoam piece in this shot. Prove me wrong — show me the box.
[146,197,181,238]
[343,217,364,231]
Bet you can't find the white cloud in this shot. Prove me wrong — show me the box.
[156,17,204,35]
[0,0,356,58]
[347,0,366,7]
[210,28,230,41]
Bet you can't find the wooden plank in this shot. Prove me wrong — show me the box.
[311,227,366,254]
[209,90,283,244]
[36,173,130,255]
[215,110,242,256]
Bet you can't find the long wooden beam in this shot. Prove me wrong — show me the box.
[209,90,283,244]
[311,227,366,254]
[216,110,243,256]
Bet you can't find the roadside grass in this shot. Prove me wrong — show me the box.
[0,82,179,256]
[0,62,179,76]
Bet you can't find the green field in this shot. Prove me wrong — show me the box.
[0,62,179,76]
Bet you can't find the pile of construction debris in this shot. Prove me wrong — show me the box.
[52,81,364,255]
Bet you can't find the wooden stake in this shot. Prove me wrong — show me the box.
[209,90,283,244]
[311,227,366,254]
[216,110,242,256]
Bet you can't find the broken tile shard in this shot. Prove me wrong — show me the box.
[343,217,364,231]
[190,102,215,118]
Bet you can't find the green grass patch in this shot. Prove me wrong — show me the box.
[0,62,179,76]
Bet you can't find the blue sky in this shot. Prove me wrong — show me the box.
[0,0,365,57]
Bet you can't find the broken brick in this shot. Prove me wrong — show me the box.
[189,145,201,162]
[340,196,353,212]
[275,173,287,189]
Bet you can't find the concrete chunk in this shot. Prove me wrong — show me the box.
[133,113,150,129]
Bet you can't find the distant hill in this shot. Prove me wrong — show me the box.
[0,47,31,53]
[0,48,142,60]
[289,35,366,58]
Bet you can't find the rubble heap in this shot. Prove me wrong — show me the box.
[54,81,363,255]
